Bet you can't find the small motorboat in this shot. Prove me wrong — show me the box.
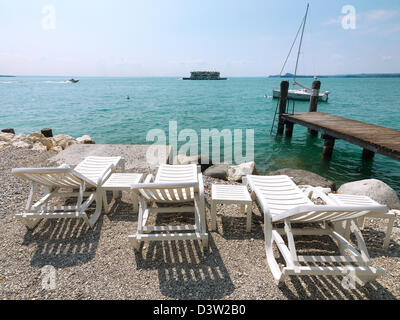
[68,78,79,83]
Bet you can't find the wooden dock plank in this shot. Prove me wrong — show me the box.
[280,112,400,161]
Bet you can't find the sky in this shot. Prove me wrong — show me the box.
[0,0,399,77]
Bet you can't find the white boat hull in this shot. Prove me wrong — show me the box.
[272,89,329,102]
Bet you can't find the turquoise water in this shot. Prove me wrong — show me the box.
[1,76,400,193]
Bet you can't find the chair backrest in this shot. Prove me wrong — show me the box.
[133,164,199,203]
[74,156,121,185]
[155,164,198,183]
[132,182,199,203]
[246,175,313,217]
[12,167,96,188]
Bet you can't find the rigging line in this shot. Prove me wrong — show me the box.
[294,3,309,84]
[279,14,306,78]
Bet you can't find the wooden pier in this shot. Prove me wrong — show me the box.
[280,112,400,161]
[274,80,400,161]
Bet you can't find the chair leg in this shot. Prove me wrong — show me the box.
[87,192,103,228]
[246,204,252,233]
[210,201,217,231]
[102,190,110,214]
[383,216,395,249]
[264,213,284,285]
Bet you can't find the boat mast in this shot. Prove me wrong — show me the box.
[293,3,309,85]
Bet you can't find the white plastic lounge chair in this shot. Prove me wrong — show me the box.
[304,187,397,249]
[12,156,124,229]
[128,164,208,251]
[245,175,386,286]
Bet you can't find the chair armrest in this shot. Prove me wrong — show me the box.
[97,163,116,185]
[143,174,154,183]
[197,172,205,198]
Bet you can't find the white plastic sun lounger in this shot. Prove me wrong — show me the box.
[12,156,124,229]
[128,164,208,251]
[245,175,386,286]
[304,188,396,249]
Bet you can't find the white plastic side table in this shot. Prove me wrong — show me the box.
[211,184,253,232]
[101,173,144,214]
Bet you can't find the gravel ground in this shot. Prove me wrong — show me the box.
[0,147,399,300]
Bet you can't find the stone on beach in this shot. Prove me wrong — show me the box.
[338,179,400,209]
[0,132,14,142]
[76,135,95,144]
[227,161,256,182]
[32,142,48,153]
[204,164,230,180]
[52,134,77,150]
[27,133,54,150]
[12,140,32,149]
[268,168,336,190]
[0,141,10,149]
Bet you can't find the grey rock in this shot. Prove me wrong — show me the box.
[268,168,336,190]
[228,161,256,182]
[338,179,400,209]
[204,164,229,180]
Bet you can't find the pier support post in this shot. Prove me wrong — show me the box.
[308,80,321,137]
[322,134,335,160]
[277,81,289,135]
[1,128,15,134]
[41,128,53,138]
[362,149,375,160]
[285,122,294,138]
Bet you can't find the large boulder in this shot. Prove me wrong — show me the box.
[13,133,27,141]
[338,179,400,209]
[268,168,336,190]
[12,140,32,149]
[27,132,54,150]
[227,161,257,182]
[52,134,76,150]
[32,142,48,153]
[76,135,95,144]
[204,164,230,180]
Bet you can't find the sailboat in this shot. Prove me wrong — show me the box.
[272,4,330,102]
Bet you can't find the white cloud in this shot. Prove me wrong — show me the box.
[382,56,393,61]
[363,9,398,22]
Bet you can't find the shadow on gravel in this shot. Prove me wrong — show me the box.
[273,234,397,299]
[219,215,264,240]
[23,214,102,269]
[134,235,235,300]
[355,228,400,259]
[279,274,397,300]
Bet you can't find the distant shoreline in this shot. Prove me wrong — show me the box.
[0,75,16,78]
[269,73,400,78]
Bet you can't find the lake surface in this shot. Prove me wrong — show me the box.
[1,76,400,193]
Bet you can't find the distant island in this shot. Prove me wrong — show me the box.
[269,73,400,78]
[183,71,227,80]
[0,75,16,77]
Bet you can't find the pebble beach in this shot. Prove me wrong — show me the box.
[1,146,400,300]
